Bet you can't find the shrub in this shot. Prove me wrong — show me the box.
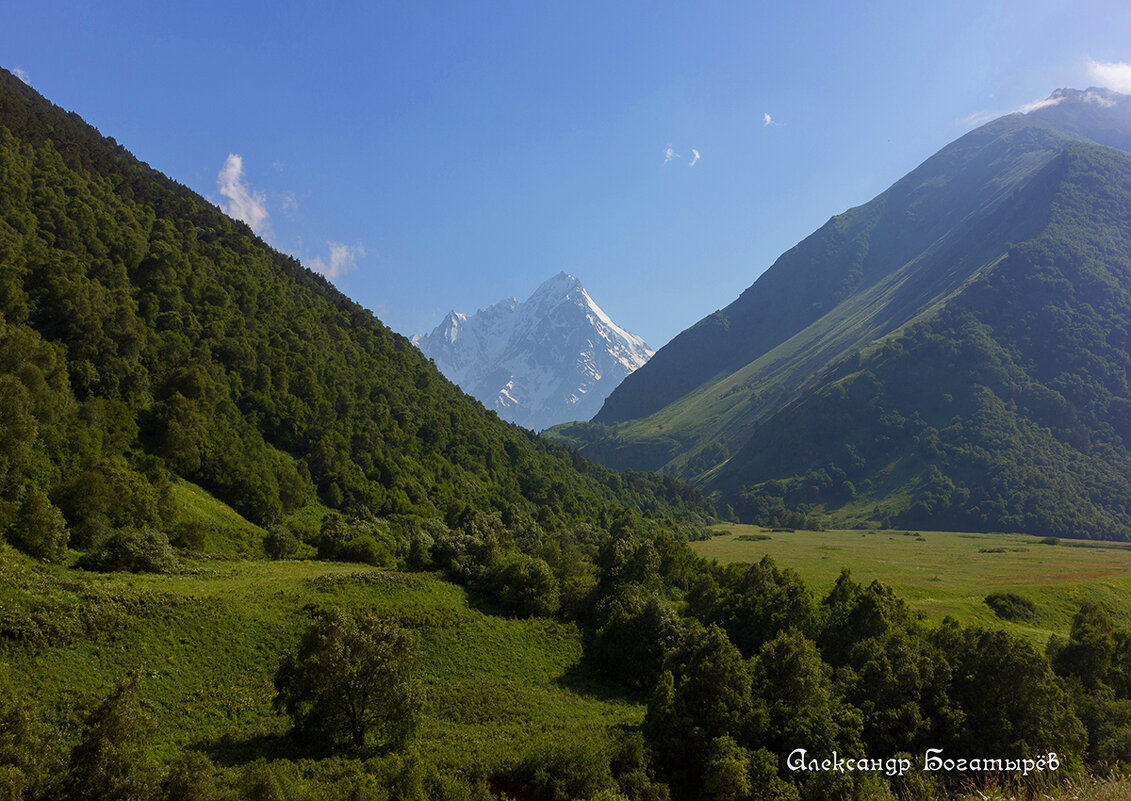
[263,524,299,560]
[984,592,1037,621]
[6,487,68,562]
[505,733,616,801]
[0,668,53,800]
[486,556,560,618]
[67,674,160,801]
[78,526,178,573]
[337,534,391,566]
[171,519,207,550]
[163,751,222,801]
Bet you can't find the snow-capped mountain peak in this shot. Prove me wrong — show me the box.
[414,274,653,431]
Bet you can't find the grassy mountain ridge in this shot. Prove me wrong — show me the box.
[712,142,1131,538]
[592,114,1069,426]
[550,91,1131,539]
[0,66,709,552]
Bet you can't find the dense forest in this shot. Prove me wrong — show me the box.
[3,67,1131,801]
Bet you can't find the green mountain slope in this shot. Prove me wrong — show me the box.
[549,89,1131,539]
[0,67,708,552]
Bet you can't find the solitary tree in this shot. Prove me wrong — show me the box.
[274,608,420,751]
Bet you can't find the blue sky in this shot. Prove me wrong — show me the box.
[4,1,1131,347]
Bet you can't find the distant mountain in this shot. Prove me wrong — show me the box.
[547,88,1131,539]
[414,273,653,432]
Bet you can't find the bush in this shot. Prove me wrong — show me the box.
[67,675,160,801]
[171,519,208,550]
[263,524,299,560]
[163,751,222,801]
[0,668,53,800]
[505,733,616,801]
[317,514,394,565]
[486,556,560,617]
[337,534,391,566]
[78,526,178,573]
[984,592,1037,621]
[6,487,68,562]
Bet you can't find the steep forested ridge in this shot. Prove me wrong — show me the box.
[554,89,1131,539]
[0,66,707,548]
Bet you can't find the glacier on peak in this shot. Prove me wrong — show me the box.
[414,273,653,432]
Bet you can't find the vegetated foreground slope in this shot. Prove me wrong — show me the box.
[0,66,708,548]
[551,89,1131,539]
[0,547,640,774]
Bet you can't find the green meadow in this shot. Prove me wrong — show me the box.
[694,524,1131,644]
[0,546,640,776]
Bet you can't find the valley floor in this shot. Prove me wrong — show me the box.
[695,524,1131,644]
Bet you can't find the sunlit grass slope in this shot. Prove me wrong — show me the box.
[0,547,639,772]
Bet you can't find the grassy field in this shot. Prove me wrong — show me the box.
[0,546,640,776]
[694,524,1131,643]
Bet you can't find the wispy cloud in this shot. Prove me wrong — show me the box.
[1082,88,1117,107]
[217,154,270,236]
[688,148,700,167]
[1087,59,1131,93]
[960,75,1127,128]
[1019,95,1065,114]
[956,108,999,127]
[12,67,29,83]
[663,144,680,164]
[958,92,1064,128]
[763,112,776,126]
[309,241,365,280]
[280,192,298,212]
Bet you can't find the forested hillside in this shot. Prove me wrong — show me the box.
[0,66,708,555]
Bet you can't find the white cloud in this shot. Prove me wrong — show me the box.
[1018,95,1064,114]
[280,192,298,212]
[956,109,1000,128]
[13,67,29,83]
[688,148,700,167]
[309,241,365,280]
[958,90,1067,128]
[1082,88,1117,107]
[217,153,270,235]
[1087,60,1131,93]
[663,144,680,164]
[763,112,774,126]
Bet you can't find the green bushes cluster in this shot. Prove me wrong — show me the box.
[985,591,1037,621]
[77,526,178,573]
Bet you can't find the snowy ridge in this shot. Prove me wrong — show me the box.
[413,273,653,431]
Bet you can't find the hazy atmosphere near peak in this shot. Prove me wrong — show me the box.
[4,1,1130,348]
